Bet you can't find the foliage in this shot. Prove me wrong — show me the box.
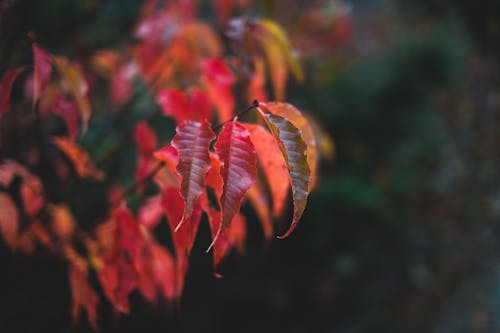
[0,0,331,328]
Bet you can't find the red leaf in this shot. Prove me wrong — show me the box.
[156,87,212,124]
[138,194,164,229]
[245,124,289,216]
[0,67,24,116]
[52,137,105,181]
[110,62,137,108]
[201,58,234,122]
[171,120,215,229]
[53,97,80,141]
[33,43,52,105]
[69,264,99,329]
[162,187,201,258]
[211,120,256,246]
[0,193,19,250]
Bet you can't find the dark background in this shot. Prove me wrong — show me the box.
[2,0,500,332]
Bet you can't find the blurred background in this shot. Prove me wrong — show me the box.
[2,0,500,332]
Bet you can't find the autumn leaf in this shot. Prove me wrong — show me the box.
[52,137,105,181]
[0,67,24,116]
[52,55,91,133]
[201,58,235,122]
[0,192,19,250]
[211,120,256,247]
[171,120,215,229]
[260,102,318,189]
[33,43,52,106]
[49,204,76,241]
[156,87,212,123]
[69,264,99,329]
[53,97,80,141]
[256,106,311,238]
[245,123,290,216]
[246,181,273,240]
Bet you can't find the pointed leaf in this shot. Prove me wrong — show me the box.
[171,120,215,228]
[212,120,256,245]
[257,106,311,238]
[0,67,24,116]
[0,193,18,249]
[33,43,52,105]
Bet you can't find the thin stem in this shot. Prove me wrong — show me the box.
[212,100,259,131]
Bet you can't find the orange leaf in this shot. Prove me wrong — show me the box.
[257,105,311,238]
[0,192,19,249]
[245,124,290,216]
[52,137,105,181]
[260,102,318,188]
[69,264,99,329]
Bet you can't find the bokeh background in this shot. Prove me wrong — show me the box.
[2,0,500,332]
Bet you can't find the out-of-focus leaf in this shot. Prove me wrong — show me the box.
[257,106,311,238]
[245,123,289,216]
[0,192,19,250]
[201,58,235,122]
[261,102,318,188]
[134,121,158,186]
[69,264,99,329]
[246,58,268,103]
[171,120,215,228]
[49,204,75,241]
[53,97,80,141]
[156,87,212,123]
[254,19,304,100]
[0,67,24,116]
[52,55,91,133]
[110,62,137,108]
[33,43,52,106]
[138,194,164,229]
[211,120,256,246]
[52,137,105,181]
[246,181,273,240]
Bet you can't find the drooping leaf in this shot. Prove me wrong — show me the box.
[0,67,24,116]
[246,58,268,103]
[52,55,91,133]
[257,106,311,238]
[260,102,318,188]
[244,123,289,216]
[33,43,52,105]
[211,120,256,246]
[52,137,105,181]
[201,58,235,122]
[0,192,19,250]
[171,120,215,229]
[69,264,99,329]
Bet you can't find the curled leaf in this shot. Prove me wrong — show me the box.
[260,102,318,189]
[257,106,311,238]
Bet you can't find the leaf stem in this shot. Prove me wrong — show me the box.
[212,100,259,131]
